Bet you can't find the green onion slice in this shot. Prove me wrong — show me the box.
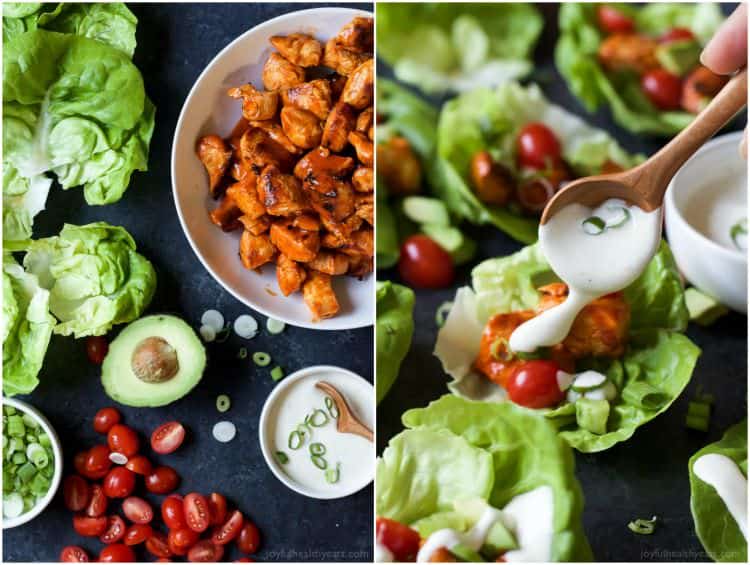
[266,318,285,335]
[237,347,248,359]
[605,205,631,228]
[628,516,657,535]
[435,301,453,328]
[309,409,329,427]
[489,337,513,362]
[271,366,284,382]
[288,430,305,450]
[275,451,289,464]
[730,217,747,250]
[216,394,231,413]
[253,352,271,367]
[325,463,340,484]
[311,454,327,470]
[325,396,339,419]
[582,216,606,235]
[309,442,326,456]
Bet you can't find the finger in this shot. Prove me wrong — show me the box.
[701,4,748,75]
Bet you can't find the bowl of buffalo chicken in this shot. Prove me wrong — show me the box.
[172,8,374,329]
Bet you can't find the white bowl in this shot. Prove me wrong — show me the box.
[172,8,374,331]
[2,397,63,529]
[665,131,747,313]
[258,365,374,500]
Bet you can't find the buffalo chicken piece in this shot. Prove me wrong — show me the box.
[355,192,373,225]
[197,135,232,196]
[303,271,340,321]
[308,251,349,275]
[226,178,266,219]
[294,146,355,181]
[377,136,422,195]
[238,214,270,235]
[263,52,305,91]
[322,38,370,76]
[470,151,514,206]
[269,220,320,262]
[270,33,322,67]
[305,177,356,223]
[356,107,373,135]
[256,165,308,217]
[280,107,323,149]
[322,101,356,152]
[598,33,659,74]
[348,131,373,167]
[335,16,373,53]
[276,253,307,296]
[352,166,373,193]
[240,231,276,269]
[282,79,332,121]
[239,127,295,175]
[247,120,300,155]
[341,59,374,109]
[209,195,242,231]
[228,84,278,121]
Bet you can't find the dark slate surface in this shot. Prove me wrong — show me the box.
[4,4,373,562]
[377,3,746,563]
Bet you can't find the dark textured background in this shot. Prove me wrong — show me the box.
[4,4,373,562]
[376,3,747,563]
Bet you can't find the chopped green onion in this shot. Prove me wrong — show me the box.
[730,217,747,250]
[275,451,289,464]
[3,493,24,518]
[288,430,304,450]
[435,301,453,328]
[605,205,631,228]
[215,324,232,343]
[12,452,26,465]
[26,444,48,469]
[266,318,285,334]
[311,454,327,470]
[237,347,248,359]
[7,415,25,437]
[489,337,513,362]
[325,396,339,419]
[628,516,657,535]
[309,442,326,456]
[325,463,340,484]
[309,409,328,427]
[253,352,271,367]
[216,394,231,413]
[22,414,38,429]
[582,216,606,235]
[17,462,37,483]
[271,366,285,382]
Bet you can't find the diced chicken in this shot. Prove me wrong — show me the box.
[270,33,322,67]
[320,214,363,247]
[238,214,271,235]
[240,231,276,269]
[248,120,300,155]
[226,178,266,219]
[239,127,295,175]
[276,253,307,296]
[322,38,370,76]
[355,192,373,225]
[328,73,348,99]
[197,134,232,196]
[598,33,659,74]
[348,131,373,166]
[281,79,332,121]
[230,161,252,182]
[294,146,355,182]
[680,65,728,114]
[345,252,373,278]
[280,107,323,149]
[308,251,349,275]
[292,213,321,231]
[322,101,356,152]
[335,16,373,54]
[209,195,242,231]
[341,59,373,109]
[227,84,279,121]
[263,52,305,91]
[303,271,340,321]
[345,227,373,257]
[304,177,356,223]
[256,165,309,217]
[352,166,373,193]
[377,136,421,195]
[355,107,373,134]
[269,220,320,262]
[470,151,514,206]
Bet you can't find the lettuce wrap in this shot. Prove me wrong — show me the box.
[556,3,724,135]
[435,82,642,244]
[377,395,592,561]
[376,281,415,404]
[435,242,700,452]
[689,421,747,562]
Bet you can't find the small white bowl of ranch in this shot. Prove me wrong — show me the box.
[665,131,747,313]
[259,365,374,499]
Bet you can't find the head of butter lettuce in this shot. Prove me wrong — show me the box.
[377,396,592,561]
[555,3,724,135]
[376,3,542,94]
[434,82,642,244]
[689,420,747,562]
[376,281,415,404]
[434,242,700,452]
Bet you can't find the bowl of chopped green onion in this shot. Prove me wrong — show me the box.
[2,397,63,528]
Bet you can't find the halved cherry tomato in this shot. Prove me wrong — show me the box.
[86,336,109,365]
[506,359,565,408]
[146,532,172,559]
[151,421,186,454]
[184,493,210,533]
[398,235,454,289]
[84,444,111,477]
[162,495,187,530]
[168,528,199,555]
[107,424,139,457]
[207,493,227,526]
[73,451,89,477]
[376,517,420,562]
[125,454,153,476]
[60,546,90,562]
[85,484,108,517]
[98,544,135,563]
[63,475,90,511]
[187,540,224,562]
[146,466,180,494]
[100,515,126,544]
[596,5,634,34]
[641,69,682,110]
[122,496,154,524]
[237,522,261,554]
[660,27,695,43]
[124,523,153,546]
[93,407,121,434]
[211,510,244,545]
[516,122,562,170]
[102,467,136,499]
[73,514,108,537]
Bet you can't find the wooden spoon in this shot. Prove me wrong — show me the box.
[541,68,747,224]
[315,381,373,442]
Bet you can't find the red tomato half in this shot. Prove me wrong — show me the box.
[100,515,126,544]
[641,69,682,110]
[597,5,634,34]
[145,532,172,559]
[98,544,135,563]
[207,493,227,526]
[211,510,244,545]
[93,407,120,434]
[183,493,210,533]
[168,528,199,554]
[506,360,565,408]
[146,466,180,494]
[102,467,136,499]
[376,518,421,562]
[86,336,109,365]
[516,123,562,170]
[125,455,153,476]
[162,495,187,530]
[85,484,108,517]
[60,546,90,562]
[122,496,154,524]
[237,522,261,554]
[660,27,695,43]
[63,475,90,512]
[151,421,186,454]
[124,523,153,546]
[84,444,111,477]
[187,540,224,562]
[107,424,139,457]
[398,235,454,289]
[73,514,108,537]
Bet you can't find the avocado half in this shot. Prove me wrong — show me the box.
[102,314,206,407]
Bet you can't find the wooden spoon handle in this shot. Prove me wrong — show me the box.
[628,68,747,209]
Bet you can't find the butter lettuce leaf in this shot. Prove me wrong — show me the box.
[376,281,415,404]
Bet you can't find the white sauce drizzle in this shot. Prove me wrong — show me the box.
[510,199,662,353]
[374,541,394,562]
[693,453,748,540]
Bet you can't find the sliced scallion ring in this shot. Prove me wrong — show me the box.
[325,396,339,419]
[216,394,231,413]
[199,325,216,342]
[270,366,284,382]
[309,442,326,456]
[288,430,304,450]
[605,205,631,228]
[325,463,340,484]
[582,216,606,235]
[489,337,513,362]
[252,352,271,367]
[266,318,285,335]
[311,454,327,470]
[215,325,232,343]
[275,451,289,464]
[435,301,453,328]
[309,409,329,427]
[234,315,258,339]
[730,217,747,250]
[201,310,225,332]
[628,516,657,535]
[237,347,248,360]
[212,421,236,443]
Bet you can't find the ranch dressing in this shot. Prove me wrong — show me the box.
[510,199,662,353]
[693,453,748,540]
[375,541,394,562]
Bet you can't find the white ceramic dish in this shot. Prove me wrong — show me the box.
[665,131,747,313]
[172,8,374,331]
[258,365,374,500]
[2,397,63,529]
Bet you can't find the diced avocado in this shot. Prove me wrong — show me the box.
[412,511,468,538]
[450,544,486,563]
[685,287,728,326]
[575,398,610,435]
[421,224,477,265]
[656,39,701,76]
[403,196,451,226]
[101,315,206,407]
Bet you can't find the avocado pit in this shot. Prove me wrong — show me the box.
[131,336,179,383]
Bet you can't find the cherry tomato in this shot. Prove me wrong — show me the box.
[63,475,90,512]
[660,27,695,43]
[168,528,199,554]
[73,514,108,537]
[60,546,90,562]
[146,466,180,494]
[107,424,139,457]
[86,336,109,365]
[183,493,210,533]
[93,407,121,434]
[84,444,111,477]
[162,495,187,530]
[516,177,556,214]
[98,544,135,563]
[102,467,136,499]
[125,454,153,476]
[85,484,108,517]
[211,510,244,545]
[641,69,682,110]
[237,522,261,554]
[376,517,421,562]
[506,360,565,408]
[596,5,634,34]
[100,515,126,544]
[207,493,227,526]
[187,540,224,562]
[122,496,154,524]
[145,532,172,559]
[124,523,153,546]
[151,421,186,454]
[73,451,89,477]
[516,123,562,170]
[398,235,454,289]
